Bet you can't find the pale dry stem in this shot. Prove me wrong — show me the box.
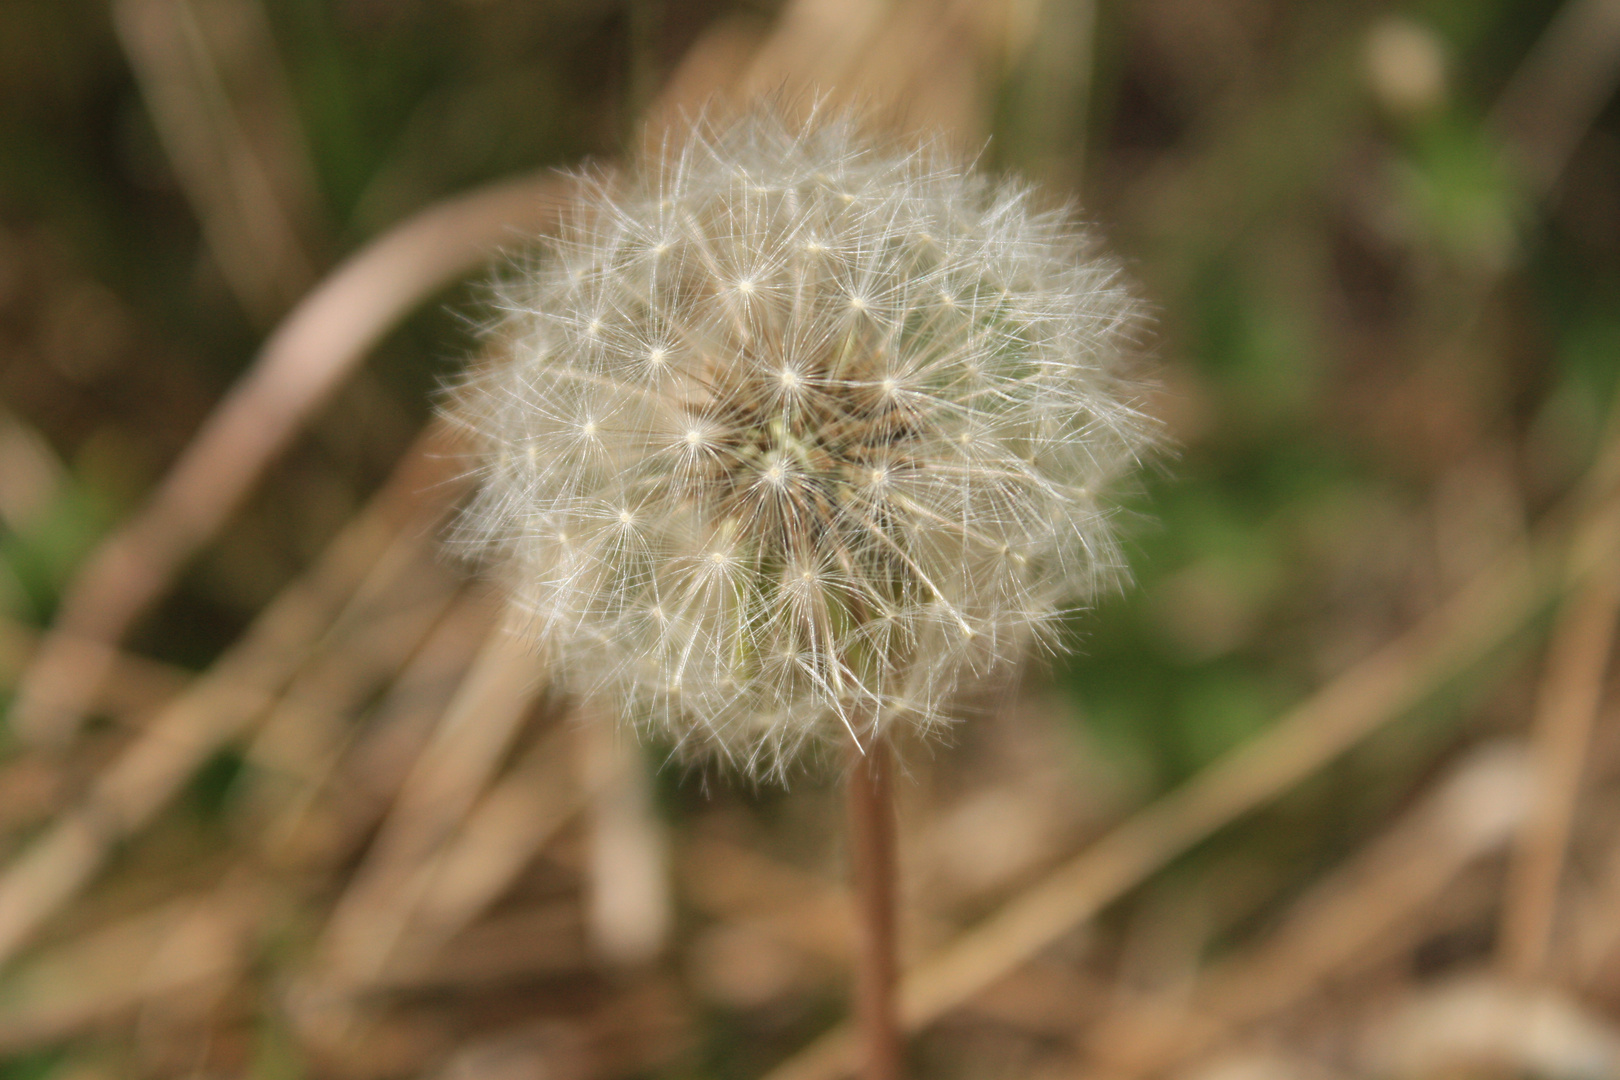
[583,719,673,966]
[234,537,463,856]
[0,874,267,1056]
[1490,0,1620,196]
[310,616,549,996]
[262,591,503,871]
[1499,551,1620,980]
[112,0,323,323]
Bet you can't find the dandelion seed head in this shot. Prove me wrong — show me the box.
[448,107,1156,779]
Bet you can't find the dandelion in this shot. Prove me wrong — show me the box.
[447,108,1155,780]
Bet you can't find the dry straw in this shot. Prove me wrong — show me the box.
[447,107,1156,779]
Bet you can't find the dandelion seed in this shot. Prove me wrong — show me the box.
[448,107,1156,779]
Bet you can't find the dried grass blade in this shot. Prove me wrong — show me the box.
[1500,552,1620,979]
[382,722,583,979]
[112,0,322,322]
[263,591,501,871]
[8,177,567,747]
[0,877,265,1055]
[311,619,547,991]
[0,445,446,971]
[235,530,461,848]
[1080,744,1531,1077]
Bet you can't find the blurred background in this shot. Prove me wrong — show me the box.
[2,0,1620,1077]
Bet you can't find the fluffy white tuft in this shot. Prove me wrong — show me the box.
[448,109,1155,779]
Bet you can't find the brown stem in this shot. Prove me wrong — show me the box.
[848,735,902,1080]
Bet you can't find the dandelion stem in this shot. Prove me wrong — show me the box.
[848,734,902,1080]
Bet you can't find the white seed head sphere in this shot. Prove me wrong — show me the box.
[450,110,1155,778]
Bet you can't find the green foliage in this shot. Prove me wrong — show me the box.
[0,1050,63,1080]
